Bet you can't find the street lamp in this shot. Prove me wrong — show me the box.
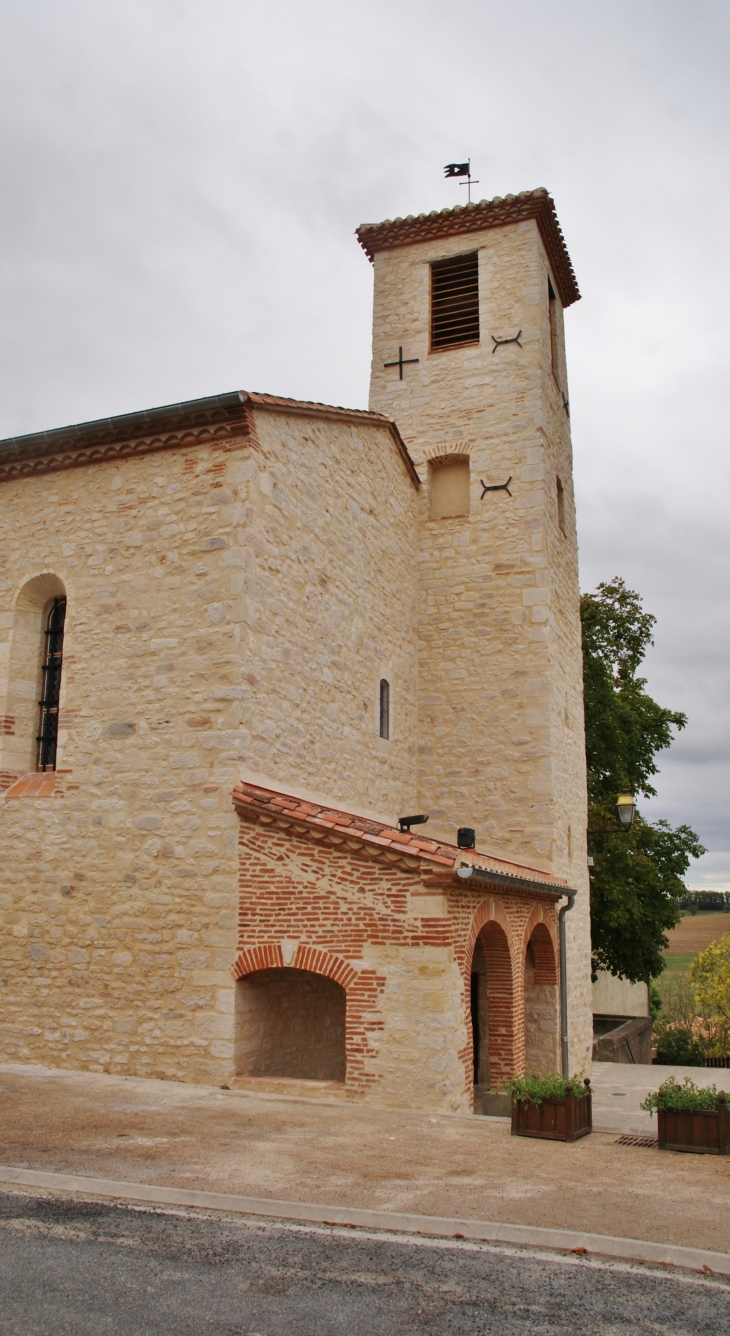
[616,792,637,828]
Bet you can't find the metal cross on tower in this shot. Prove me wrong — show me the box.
[383,346,420,380]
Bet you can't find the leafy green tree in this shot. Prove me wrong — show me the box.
[582,578,705,983]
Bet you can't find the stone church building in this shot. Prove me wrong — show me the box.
[0,188,592,1112]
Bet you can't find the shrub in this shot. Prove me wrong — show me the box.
[650,980,663,1020]
[507,1072,588,1105]
[689,931,730,1031]
[652,1023,705,1066]
[641,1077,723,1114]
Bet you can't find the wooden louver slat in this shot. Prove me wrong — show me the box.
[430,251,479,350]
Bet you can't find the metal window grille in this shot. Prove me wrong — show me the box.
[379,678,390,740]
[430,251,479,351]
[36,596,66,771]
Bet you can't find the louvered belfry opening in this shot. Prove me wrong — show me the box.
[37,596,66,771]
[430,251,480,351]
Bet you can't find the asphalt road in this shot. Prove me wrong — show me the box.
[0,1192,726,1335]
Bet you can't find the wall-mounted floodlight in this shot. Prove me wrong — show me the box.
[457,827,476,849]
[398,814,429,834]
[616,792,637,828]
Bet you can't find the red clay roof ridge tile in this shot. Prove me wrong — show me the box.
[231,779,566,887]
[356,188,579,309]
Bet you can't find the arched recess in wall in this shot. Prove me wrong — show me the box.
[470,917,516,1092]
[428,454,471,519]
[0,574,67,787]
[523,921,559,1075]
[235,967,347,1082]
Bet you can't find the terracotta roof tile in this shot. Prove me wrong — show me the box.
[356,189,580,309]
[231,780,567,892]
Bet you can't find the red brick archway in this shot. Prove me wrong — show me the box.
[465,900,524,1091]
[522,913,560,1074]
[232,943,384,1093]
[521,907,559,982]
[232,942,358,990]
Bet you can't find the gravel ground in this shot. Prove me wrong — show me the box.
[0,1191,726,1336]
[2,1063,729,1253]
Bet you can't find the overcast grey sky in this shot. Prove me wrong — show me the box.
[1,0,728,884]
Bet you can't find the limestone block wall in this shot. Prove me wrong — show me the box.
[366,214,592,1073]
[0,406,419,1081]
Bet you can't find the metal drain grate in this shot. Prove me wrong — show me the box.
[614,1134,658,1148]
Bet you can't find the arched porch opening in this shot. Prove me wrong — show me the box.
[235,967,346,1082]
[524,922,559,1074]
[470,919,515,1093]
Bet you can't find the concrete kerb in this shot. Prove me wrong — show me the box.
[0,1165,728,1278]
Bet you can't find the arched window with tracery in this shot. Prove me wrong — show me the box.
[37,596,67,771]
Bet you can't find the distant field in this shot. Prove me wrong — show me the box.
[661,953,696,976]
[664,911,730,955]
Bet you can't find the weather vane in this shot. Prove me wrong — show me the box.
[444,160,479,204]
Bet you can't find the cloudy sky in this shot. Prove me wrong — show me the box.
[1,0,728,884]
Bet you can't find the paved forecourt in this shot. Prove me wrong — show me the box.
[1,1061,730,1259]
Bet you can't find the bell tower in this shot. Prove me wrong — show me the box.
[358,189,592,1069]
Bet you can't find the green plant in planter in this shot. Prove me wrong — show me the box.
[507,1072,588,1106]
[641,1077,722,1114]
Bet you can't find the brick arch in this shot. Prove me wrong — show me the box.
[464,899,523,1090]
[463,896,516,979]
[233,944,382,1092]
[522,909,559,986]
[422,443,473,463]
[523,913,560,1075]
[232,943,284,979]
[232,943,358,991]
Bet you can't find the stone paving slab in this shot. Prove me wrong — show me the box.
[1,1061,728,1255]
[592,1060,730,1135]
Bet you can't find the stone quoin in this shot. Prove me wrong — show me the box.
[0,188,591,1110]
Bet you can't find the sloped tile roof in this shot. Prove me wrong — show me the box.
[0,390,419,489]
[231,780,566,893]
[357,188,580,308]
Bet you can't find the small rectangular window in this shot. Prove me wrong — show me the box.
[430,252,479,351]
[548,277,560,380]
[379,678,390,740]
[556,476,566,535]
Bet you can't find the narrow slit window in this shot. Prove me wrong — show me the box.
[556,476,566,535]
[37,596,66,771]
[548,277,560,379]
[430,252,479,350]
[379,678,390,740]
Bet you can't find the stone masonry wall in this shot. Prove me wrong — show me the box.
[366,214,592,1073]
[0,408,419,1081]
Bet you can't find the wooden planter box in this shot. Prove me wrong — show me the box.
[657,1095,729,1155]
[511,1081,592,1142]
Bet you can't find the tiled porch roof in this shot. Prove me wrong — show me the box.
[231,780,567,892]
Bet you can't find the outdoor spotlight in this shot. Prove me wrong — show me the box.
[616,792,636,828]
[398,814,429,833]
[457,827,476,850]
